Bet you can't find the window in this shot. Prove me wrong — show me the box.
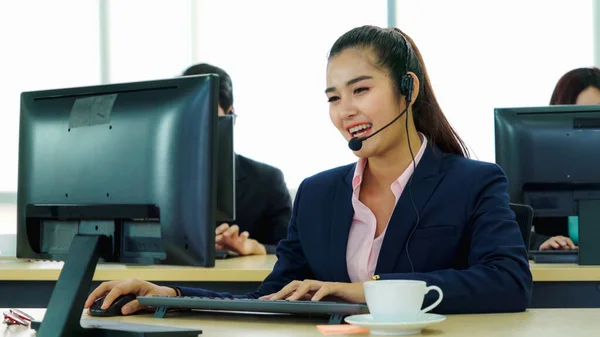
[0,1,100,235]
[106,0,193,83]
[0,0,194,235]
[1,0,595,237]
[0,0,101,193]
[395,0,595,162]
[192,0,388,189]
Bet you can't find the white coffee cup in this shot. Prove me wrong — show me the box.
[363,280,443,322]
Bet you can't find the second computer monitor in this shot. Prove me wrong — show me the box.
[494,104,600,217]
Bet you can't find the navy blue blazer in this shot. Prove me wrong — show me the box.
[181,144,533,314]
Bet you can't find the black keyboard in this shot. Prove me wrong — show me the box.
[137,296,369,324]
[528,250,578,263]
[215,250,239,259]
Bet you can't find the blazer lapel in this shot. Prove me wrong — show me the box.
[375,145,446,275]
[328,165,355,283]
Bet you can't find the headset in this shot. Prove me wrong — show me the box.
[397,31,420,274]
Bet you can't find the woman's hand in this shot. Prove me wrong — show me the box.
[84,278,176,315]
[260,279,365,303]
[215,223,267,255]
[539,236,578,251]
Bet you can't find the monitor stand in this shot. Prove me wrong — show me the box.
[30,234,201,337]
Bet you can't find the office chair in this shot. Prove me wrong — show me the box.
[510,203,534,249]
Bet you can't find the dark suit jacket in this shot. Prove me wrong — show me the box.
[231,155,292,254]
[182,145,533,314]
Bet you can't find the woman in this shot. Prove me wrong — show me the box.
[550,67,600,105]
[530,67,600,251]
[85,25,532,315]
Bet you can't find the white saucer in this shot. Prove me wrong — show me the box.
[344,313,446,335]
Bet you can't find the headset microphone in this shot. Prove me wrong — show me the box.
[347,137,364,152]
[347,106,408,151]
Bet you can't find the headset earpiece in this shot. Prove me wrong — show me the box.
[400,73,414,104]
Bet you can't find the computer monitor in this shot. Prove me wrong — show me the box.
[16,75,234,336]
[495,104,600,264]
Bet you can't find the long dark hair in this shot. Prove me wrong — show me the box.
[550,67,600,105]
[328,25,469,157]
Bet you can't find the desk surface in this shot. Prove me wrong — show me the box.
[529,261,600,281]
[2,256,600,282]
[0,255,275,282]
[1,308,599,337]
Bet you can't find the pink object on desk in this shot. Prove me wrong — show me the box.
[316,324,369,335]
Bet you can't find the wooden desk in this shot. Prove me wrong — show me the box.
[5,257,600,282]
[2,256,600,308]
[1,308,599,336]
[0,256,275,308]
[0,255,275,282]
[529,262,600,281]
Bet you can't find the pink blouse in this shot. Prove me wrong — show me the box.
[346,134,428,282]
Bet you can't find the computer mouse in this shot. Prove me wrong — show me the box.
[89,294,137,317]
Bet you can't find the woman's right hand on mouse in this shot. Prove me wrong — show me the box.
[84,278,177,315]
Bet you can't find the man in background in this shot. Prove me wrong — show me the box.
[182,63,293,255]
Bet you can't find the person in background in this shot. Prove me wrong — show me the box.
[530,67,600,251]
[86,25,532,316]
[182,63,292,255]
[550,67,600,105]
